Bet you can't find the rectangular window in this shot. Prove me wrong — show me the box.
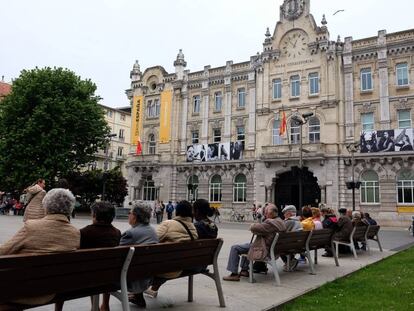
[361,181,380,203]
[398,110,411,129]
[214,92,222,111]
[237,88,246,108]
[273,79,282,99]
[361,113,374,131]
[237,126,245,142]
[396,63,409,86]
[309,73,319,95]
[209,183,222,202]
[272,120,282,145]
[290,75,300,97]
[193,95,201,113]
[120,114,126,121]
[361,68,373,91]
[117,147,123,157]
[146,100,153,117]
[398,180,414,204]
[191,131,199,144]
[154,99,160,116]
[118,129,125,142]
[213,128,221,143]
[107,110,113,118]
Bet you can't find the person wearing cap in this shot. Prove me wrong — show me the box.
[280,205,303,271]
[223,203,286,281]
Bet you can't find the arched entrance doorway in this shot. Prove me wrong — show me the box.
[274,167,321,214]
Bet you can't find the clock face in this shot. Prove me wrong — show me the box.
[281,31,308,59]
[282,0,305,20]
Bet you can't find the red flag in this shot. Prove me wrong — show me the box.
[136,137,142,155]
[279,111,287,136]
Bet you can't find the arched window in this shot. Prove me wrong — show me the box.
[290,119,300,144]
[142,176,157,201]
[233,174,247,202]
[187,175,199,202]
[360,171,379,204]
[209,175,222,202]
[308,116,320,143]
[397,170,414,204]
[273,119,282,145]
[148,134,156,154]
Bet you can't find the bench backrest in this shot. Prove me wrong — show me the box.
[0,247,130,302]
[352,225,368,240]
[127,239,222,280]
[272,231,310,255]
[366,225,380,239]
[307,229,334,250]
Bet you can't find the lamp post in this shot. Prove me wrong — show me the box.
[346,142,361,211]
[102,133,117,201]
[188,158,199,203]
[292,112,314,210]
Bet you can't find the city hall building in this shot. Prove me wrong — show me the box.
[125,0,414,226]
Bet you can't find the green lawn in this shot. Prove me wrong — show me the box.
[280,247,414,311]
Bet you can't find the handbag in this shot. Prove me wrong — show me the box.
[247,235,268,261]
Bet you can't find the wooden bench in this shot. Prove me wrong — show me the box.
[332,225,369,259]
[246,226,383,286]
[0,239,225,310]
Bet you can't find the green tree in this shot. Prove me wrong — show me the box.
[65,168,128,208]
[0,67,109,191]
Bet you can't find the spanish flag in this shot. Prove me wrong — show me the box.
[136,137,142,155]
[279,111,287,136]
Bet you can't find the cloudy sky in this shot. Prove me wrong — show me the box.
[1,0,413,108]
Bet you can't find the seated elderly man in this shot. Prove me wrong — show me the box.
[223,203,286,281]
[0,188,80,309]
[280,205,303,271]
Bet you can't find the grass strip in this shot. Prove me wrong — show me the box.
[280,247,414,311]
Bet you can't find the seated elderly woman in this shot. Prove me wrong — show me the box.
[120,201,159,308]
[0,188,80,309]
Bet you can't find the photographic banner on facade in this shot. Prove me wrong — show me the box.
[187,141,244,162]
[159,90,172,143]
[131,95,144,146]
[360,129,414,153]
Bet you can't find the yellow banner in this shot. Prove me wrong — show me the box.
[131,95,144,145]
[159,90,172,143]
[397,206,414,213]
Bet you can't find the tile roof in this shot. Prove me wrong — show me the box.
[0,81,11,98]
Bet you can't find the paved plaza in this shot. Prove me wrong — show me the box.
[1,215,413,311]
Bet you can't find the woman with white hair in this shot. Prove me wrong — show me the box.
[0,188,80,308]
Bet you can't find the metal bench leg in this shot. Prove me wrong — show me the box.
[249,260,255,283]
[306,250,315,275]
[188,275,194,302]
[332,242,339,266]
[314,249,318,265]
[212,261,226,307]
[376,235,383,252]
[92,295,99,311]
[269,258,280,286]
[351,243,358,259]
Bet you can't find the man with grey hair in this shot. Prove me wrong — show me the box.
[280,205,303,271]
[223,203,286,281]
[120,201,159,308]
[0,188,80,308]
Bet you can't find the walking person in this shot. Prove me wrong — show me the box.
[213,207,221,223]
[154,199,163,224]
[23,178,47,222]
[166,201,174,220]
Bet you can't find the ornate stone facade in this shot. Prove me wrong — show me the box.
[126,0,414,226]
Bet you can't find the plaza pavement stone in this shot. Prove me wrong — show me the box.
[0,215,413,311]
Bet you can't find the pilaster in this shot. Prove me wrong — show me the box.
[378,30,390,128]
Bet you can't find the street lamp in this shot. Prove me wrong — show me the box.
[291,112,314,210]
[102,133,117,200]
[188,158,199,203]
[346,142,361,211]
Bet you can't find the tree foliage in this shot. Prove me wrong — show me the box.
[0,67,109,191]
[65,168,128,208]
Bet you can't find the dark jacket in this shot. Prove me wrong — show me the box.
[194,219,218,239]
[322,214,338,230]
[80,223,121,249]
[333,216,353,241]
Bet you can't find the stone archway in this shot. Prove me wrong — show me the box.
[274,166,321,214]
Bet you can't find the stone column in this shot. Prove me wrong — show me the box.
[343,37,355,141]
[377,30,390,128]
[224,61,233,141]
[201,89,209,144]
[247,78,256,149]
[180,92,188,152]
